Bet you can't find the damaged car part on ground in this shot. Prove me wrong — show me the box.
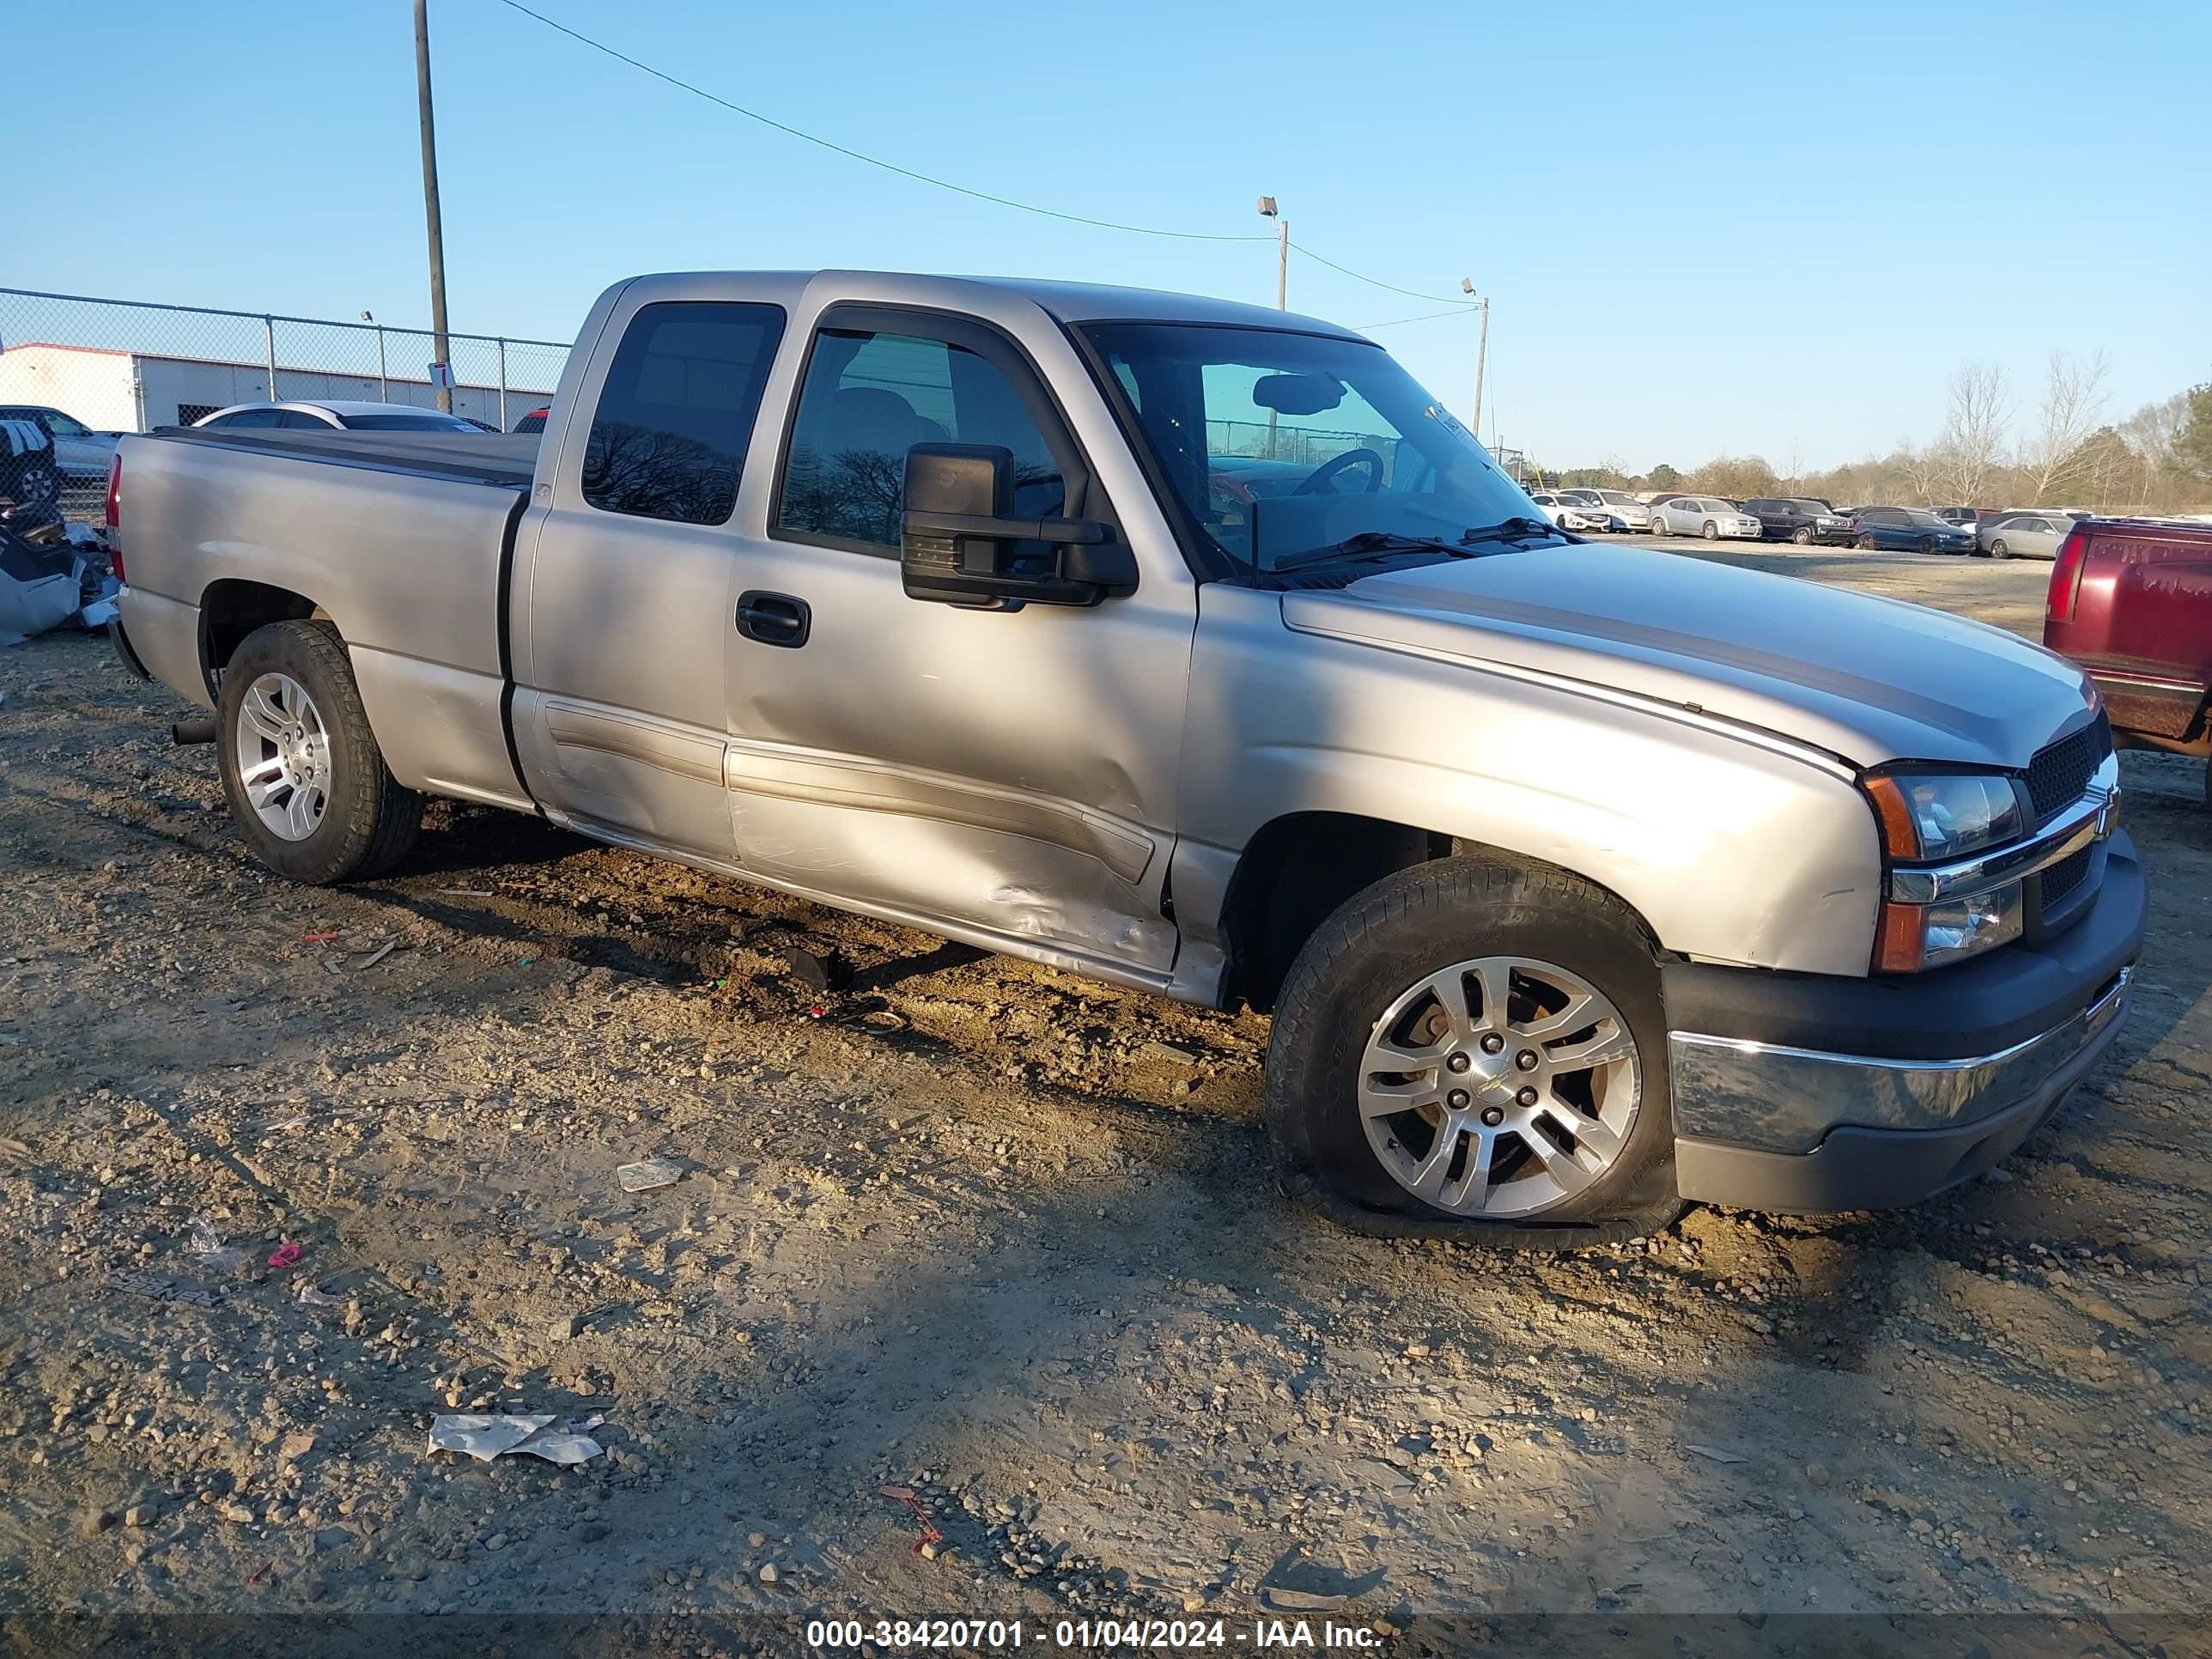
[104,269,2143,1245]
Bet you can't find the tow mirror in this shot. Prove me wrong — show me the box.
[900,443,1135,607]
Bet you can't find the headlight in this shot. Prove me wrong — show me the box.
[1876,881,2024,972]
[1864,771,2024,860]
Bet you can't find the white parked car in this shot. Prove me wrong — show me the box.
[1527,489,1615,532]
[192,400,491,434]
[1586,489,1653,531]
[1650,496,1761,540]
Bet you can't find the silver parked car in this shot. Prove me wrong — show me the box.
[192,400,489,434]
[108,267,2141,1243]
[1650,496,1761,539]
[1975,511,2073,561]
[0,404,121,487]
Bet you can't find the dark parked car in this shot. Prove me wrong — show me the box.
[2044,517,2212,802]
[1849,506,1976,555]
[1743,496,1853,545]
[513,406,550,434]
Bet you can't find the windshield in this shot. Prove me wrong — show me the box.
[339,411,478,432]
[1079,323,1545,574]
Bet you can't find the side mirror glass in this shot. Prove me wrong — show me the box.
[900,443,1134,607]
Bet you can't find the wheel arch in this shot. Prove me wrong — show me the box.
[1217,810,1664,1013]
[198,579,329,698]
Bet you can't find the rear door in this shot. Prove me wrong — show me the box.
[714,303,1195,976]
[513,296,788,860]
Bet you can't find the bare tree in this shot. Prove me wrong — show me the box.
[1778,444,1806,492]
[1933,362,2014,505]
[2122,391,2187,511]
[1901,441,1947,507]
[2017,349,2111,505]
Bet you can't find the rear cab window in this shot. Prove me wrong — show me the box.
[582,301,787,526]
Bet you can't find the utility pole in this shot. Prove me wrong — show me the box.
[414,0,453,413]
[1461,278,1491,441]
[1256,197,1287,309]
[1257,197,1285,459]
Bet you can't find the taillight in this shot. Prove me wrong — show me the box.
[103,453,125,583]
[2046,523,2089,624]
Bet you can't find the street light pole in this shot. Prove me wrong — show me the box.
[1256,196,1286,310]
[413,0,453,414]
[1461,277,1491,441]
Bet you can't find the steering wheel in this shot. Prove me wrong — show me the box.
[1294,447,1384,495]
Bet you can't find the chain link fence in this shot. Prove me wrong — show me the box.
[0,287,570,518]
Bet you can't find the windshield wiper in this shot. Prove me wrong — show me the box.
[1457,515,1564,548]
[1269,531,1482,575]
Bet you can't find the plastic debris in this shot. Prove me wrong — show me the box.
[880,1485,945,1556]
[616,1158,684,1193]
[1685,1443,1747,1465]
[302,931,339,945]
[428,1413,605,1465]
[107,1268,216,1307]
[185,1216,249,1273]
[266,1242,303,1269]
[294,1281,344,1308]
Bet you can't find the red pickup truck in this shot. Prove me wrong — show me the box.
[2044,517,2212,799]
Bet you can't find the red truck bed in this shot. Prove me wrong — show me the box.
[2044,517,2212,757]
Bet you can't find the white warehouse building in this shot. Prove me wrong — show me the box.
[0,341,557,432]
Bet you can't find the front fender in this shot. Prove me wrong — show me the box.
[1181,587,1883,976]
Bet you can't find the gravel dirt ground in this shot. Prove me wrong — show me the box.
[1,542,2206,1656]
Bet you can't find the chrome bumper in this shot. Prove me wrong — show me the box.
[1668,965,2130,1156]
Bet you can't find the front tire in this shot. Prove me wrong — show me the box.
[217,619,421,884]
[1790,526,1814,545]
[1990,538,2010,559]
[1649,515,1668,538]
[1701,520,1720,540]
[1265,857,1682,1248]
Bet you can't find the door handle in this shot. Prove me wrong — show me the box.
[735,590,811,648]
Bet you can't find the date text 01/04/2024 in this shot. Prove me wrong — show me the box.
[803,1618,1386,1649]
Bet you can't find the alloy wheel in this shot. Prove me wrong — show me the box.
[1358,955,1641,1218]
[234,672,331,842]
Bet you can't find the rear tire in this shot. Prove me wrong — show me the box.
[217,619,421,884]
[1854,532,1875,550]
[1265,857,1684,1249]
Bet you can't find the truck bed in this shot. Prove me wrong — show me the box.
[115,424,538,812]
[145,425,540,488]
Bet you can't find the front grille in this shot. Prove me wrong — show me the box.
[2039,846,2091,908]
[2025,717,2112,823]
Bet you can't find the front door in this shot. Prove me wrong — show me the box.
[715,305,1196,978]
[514,298,788,862]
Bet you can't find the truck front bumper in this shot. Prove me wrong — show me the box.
[1662,831,2144,1213]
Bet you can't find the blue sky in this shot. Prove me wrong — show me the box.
[13,0,2208,468]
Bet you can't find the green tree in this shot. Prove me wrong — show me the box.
[2172,382,2212,483]
[1647,463,1682,490]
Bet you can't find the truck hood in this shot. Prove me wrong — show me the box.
[1279,544,2094,769]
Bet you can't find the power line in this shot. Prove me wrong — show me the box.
[490,0,1484,313]
[1289,243,1473,306]
[491,0,1267,243]
[1353,306,1482,331]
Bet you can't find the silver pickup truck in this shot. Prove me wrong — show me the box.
[106,270,2142,1245]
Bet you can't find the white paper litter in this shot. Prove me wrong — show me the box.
[616,1157,683,1193]
[428,1413,605,1465]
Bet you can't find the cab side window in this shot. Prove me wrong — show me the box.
[775,325,1066,553]
[582,301,787,526]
